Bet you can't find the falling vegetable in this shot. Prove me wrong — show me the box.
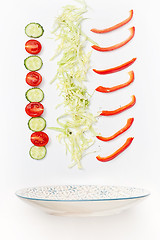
[31,132,49,147]
[96,118,134,141]
[26,71,42,87]
[91,10,133,33]
[25,40,42,54]
[100,95,136,116]
[96,137,134,162]
[49,1,96,169]
[92,27,135,52]
[93,58,136,74]
[25,22,44,38]
[96,71,134,93]
[25,102,44,117]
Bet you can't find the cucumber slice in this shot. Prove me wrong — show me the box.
[29,146,46,160]
[25,23,44,38]
[26,88,44,102]
[28,117,46,132]
[24,56,43,71]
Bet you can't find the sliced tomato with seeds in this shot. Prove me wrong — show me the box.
[31,132,49,146]
[26,72,42,87]
[25,40,42,54]
[25,102,44,117]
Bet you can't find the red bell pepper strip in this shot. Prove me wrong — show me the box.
[92,27,135,52]
[91,10,133,33]
[93,58,136,75]
[96,118,134,141]
[96,71,134,93]
[96,137,134,162]
[100,95,136,116]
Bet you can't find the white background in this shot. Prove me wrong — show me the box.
[0,0,160,239]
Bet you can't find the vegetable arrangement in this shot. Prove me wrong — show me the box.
[49,2,97,168]
[24,23,49,160]
[91,9,136,162]
[47,2,136,168]
[21,3,137,167]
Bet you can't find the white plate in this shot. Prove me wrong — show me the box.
[16,185,150,216]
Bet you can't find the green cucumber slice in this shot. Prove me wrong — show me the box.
[28,117,46,132]
[29,146,46,160]
[24,56,43,71]
[26,88,44,102]
[25,23,44,38]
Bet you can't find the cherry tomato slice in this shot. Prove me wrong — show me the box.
[31,132,49,146]
[26,71,42,87]
[25,102,44,117]
[25,40,42,54]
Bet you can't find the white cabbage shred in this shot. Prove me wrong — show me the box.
[49,1,97,168]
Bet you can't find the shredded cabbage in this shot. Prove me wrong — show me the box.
[49,1,97,168]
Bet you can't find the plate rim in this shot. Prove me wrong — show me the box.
[15,185,150,202]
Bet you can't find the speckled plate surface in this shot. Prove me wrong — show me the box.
[16,185,150,216]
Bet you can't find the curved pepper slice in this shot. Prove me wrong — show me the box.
[97,118,134,141]
[93,58,136,75]
[92,27,135,52]
[96,137,134,162]
[96,71,134,93]
[100,95,136,116]
[91,10,133,33]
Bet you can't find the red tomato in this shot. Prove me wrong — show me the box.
[25,40,42,54]
[25,102,44,117]
[31,132,49,146]
[26,72,42,86]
